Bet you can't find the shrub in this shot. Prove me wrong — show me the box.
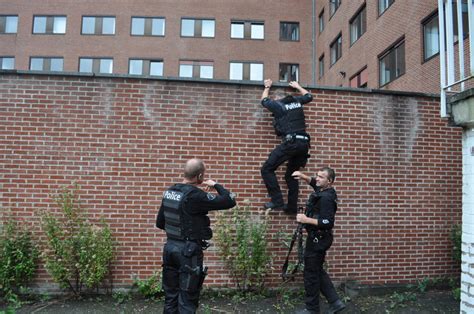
[134,271,164,299]
[41,186,114,294]
[0,219,38,302]
[214,203,271,293]
[451,224,461,262]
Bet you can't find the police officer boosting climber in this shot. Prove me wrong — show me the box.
[156,158,236,314]
[292,168,346,314]
[261,79,312,214]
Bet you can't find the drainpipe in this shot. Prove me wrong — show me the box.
[312,0,316,85]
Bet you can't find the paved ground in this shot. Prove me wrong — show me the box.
[1,288,459,313]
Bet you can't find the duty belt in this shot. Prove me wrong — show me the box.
[283,134,310,142]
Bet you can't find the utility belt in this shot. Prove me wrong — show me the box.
[167,236,210,250]
[308,229,332,243]
[283,133,310,143]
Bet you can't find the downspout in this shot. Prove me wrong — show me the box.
[312,0,316,85]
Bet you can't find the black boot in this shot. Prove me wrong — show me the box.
[327,299,346,313]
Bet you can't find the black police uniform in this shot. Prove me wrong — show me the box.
[261,93,312,213]
[156,183,236,314]
[302,178,341,313]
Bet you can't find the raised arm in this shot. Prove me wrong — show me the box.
[261,79,272,100]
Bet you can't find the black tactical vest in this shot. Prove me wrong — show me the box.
[162,184,212,241]
[273,96,306,136]
[304,189,337,233]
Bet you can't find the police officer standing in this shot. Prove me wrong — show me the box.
[261,79,312,214]
[156,158,236,314]
[292,168,346,314]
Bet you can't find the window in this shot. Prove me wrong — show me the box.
[0,57,15,69]
[30,57,63,71]
[379,39,405,86]
[0,15,18,34]
[423,13,439,60]
[81,16,115,35]
[181,19,215,38]
[452,0,469,42]
[379,0,394,15]
[33,16,66,34]
[318,55,324,78]
[229,62,263,81]
[231,21,264,39]
[319,10,325,33]
[131,17,165,36]
[330,34,342,65]
[280,22,299,41]
[179,60,213,79]
[330,0,341,17]
[350,5,366,45]
[350,67,368,88]
[79,58,113,74]
[279,63,299,82]
[129,59,163,76]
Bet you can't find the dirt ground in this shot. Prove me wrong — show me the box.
[1,288,459,314]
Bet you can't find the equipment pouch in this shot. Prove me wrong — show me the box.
[183,241,199,257]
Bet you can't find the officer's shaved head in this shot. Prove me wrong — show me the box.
[274,89,287,100]
[184,158,205,179]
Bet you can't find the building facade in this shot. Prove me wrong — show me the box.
[0,1,470,93]
[316,0,470,94]
[0,0,314,83]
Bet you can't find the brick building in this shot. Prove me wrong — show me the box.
[316,0,470,93]
[2,0,469,94]
[0,0,314,84]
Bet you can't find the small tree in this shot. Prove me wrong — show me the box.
[41,186,114,294]
[214,203,271,293]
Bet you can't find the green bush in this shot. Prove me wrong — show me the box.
[134,271,164,299]
[451,224,461,262]
[0,219,38,302]
[214,203,271,293]
[41,186,114,294]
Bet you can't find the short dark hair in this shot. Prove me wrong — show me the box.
[320,166,336,183]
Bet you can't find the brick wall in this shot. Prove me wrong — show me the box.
[0,73,462,290]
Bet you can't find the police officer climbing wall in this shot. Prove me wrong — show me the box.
[260,79,312,214]
[156,158,236,314]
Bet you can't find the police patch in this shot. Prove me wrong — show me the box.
[322,219,329,224]
[207,193,216,200]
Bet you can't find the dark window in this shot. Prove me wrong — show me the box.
[350,5,366,45]
[379,0,394,15]
[379,39,405,86]
[319,55,324,78]
[330,34,342,65]
[330,0,341,17]
[319,10,325,33]
[280,22,299,41]
[279,63,299,82]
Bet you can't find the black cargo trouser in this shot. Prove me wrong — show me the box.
[162,239,205,314]
[261,139,309,211]
[303,232,339,313]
